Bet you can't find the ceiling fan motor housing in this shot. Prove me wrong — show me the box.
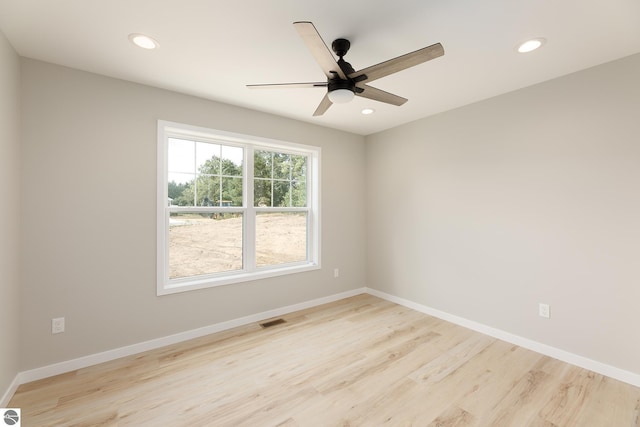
[331,38,351,57]
[329,37,356,97]
[328,78,354,94]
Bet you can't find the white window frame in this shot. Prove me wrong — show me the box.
[157,120,321,295]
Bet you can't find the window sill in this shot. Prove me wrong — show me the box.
[158,262,321,296]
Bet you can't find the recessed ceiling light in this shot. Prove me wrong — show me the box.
[129,33,159,50]
[517,38,545,53]
[361,108,375,115]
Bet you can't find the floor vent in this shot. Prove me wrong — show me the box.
[260,318,287,328]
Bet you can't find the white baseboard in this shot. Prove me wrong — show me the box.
[365,287,640,388]
[16,287,367,386]
[0,374,20,407]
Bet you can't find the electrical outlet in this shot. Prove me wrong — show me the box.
[334,268,339,278]
[52,317,65,334]
[538,303,550,319]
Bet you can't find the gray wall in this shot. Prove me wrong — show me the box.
[19,59,367,370]
[0,30,20,396]
[366,53,640,374]
[11,46,640,380]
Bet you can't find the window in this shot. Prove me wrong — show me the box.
[157,121,320,295]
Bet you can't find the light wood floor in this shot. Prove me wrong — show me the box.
[10,294,640,426]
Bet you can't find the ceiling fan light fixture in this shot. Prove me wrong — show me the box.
[248,21,444,116]
[517,38,545,53]
[129,33,159,50]
[328,88,355,104]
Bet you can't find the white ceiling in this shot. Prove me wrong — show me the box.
[1,0,639,135]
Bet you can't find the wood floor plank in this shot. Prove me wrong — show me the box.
[569,375,640,427]
[9,294,640,426]
[427,405,475,427]
[407,333,495,386]
[538,367,595,425]
[454,341,546,420]
[478,356,570,426]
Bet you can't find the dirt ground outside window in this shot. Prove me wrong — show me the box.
[169,213,307,279]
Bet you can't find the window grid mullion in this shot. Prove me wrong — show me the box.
[289,160,292,207]
[270,152,274,207]
[192,140,197,206]
[217,145,222,206]
[244,146,256,272]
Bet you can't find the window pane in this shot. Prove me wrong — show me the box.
[254,150,272,179]
[291,155,307,181]
[196,142,220,174]
[291,180,307,207]
[254,179,271,207]
[222,145,243,176]
[168,173,195,206]
[273,181,290,207]
[168,172,195,186]
[221,177,242,207]
[169,212,243,279]
[256,212,307,267]
[196,175,220,206]
[167,174,193,206]
[168,138,194,173]
[253,151,308,208]
[273,153,291,180]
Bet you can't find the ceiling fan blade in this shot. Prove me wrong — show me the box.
[247,82,327,89]
[313,93,333,116]
[355,84,407,106]
[349,42,444,83]
[293,21,347,80]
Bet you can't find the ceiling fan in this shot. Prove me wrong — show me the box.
[247,21,444,116]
